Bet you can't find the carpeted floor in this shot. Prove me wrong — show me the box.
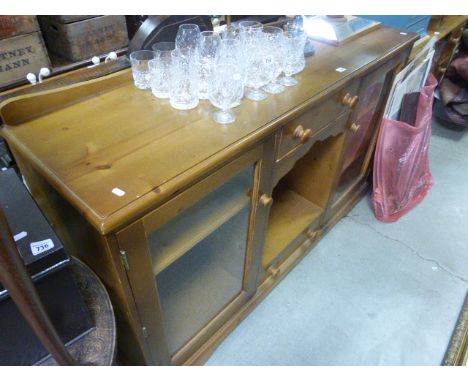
[206,117,468,365]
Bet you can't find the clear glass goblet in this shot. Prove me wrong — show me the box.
[149,42,174,99]
[243,30,270,101]
[208,63,243,124]
[239,20,263,42]
[262,26,285,94]
[216,36,245,105]
[221,24,240,40]
[169,48,199,110]
[129,50,156,89]
[175,24,201,51]
[197,31,221,100]
[280,30,307,87]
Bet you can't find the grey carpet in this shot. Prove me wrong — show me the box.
[206,117,468,365]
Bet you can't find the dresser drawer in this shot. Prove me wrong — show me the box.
[276,80,360,161]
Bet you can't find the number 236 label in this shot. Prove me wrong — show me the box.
[30,239,54,256]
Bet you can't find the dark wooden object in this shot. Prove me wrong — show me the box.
[39,16,129,62]
[399,92,420,125]
[428,16,468,81]
[0,32,51,89]
[45,16,96,24]
[0,56,130,105]
[0,208,74,366]
[128,15,212,53]
[443,290,468,366]
[0,16,39,39]
[37,258,117,366]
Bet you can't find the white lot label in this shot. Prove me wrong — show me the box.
[336,67,347,73]
[14,231,27,242]
[112,187,126,197]
[30,239,54,256]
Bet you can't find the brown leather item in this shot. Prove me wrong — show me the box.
[439,53,468,126]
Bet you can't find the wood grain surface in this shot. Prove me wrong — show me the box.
[0,27,417,235]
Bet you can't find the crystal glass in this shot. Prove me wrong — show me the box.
[208,63,243,124]
[197,31,221,100]
[239,20,263,42]
[242,26,270,101]
[149,42,174,99]
[175,24,200,51]
[216,36,245,106]
[262,26,285,94]
[221,24,240,40]
[129,50,156,89]
[170,48,199,110]
[281,30,307,86]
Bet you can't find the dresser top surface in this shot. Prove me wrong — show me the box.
[1,26,416,234]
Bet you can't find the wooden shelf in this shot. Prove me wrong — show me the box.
[149,169,252,275]
[0,48,128,93]
[428,16,467,41]
[262,188,323,268]
[157,207,248,355]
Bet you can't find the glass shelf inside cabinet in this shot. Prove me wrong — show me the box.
[149,168,252,275]
[148,167,253,355]
[303,15,380,46]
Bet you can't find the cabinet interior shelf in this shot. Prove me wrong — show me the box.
[149,170,252,275]
[262,188,323,268]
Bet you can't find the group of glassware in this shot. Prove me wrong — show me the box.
[129,21,308,124]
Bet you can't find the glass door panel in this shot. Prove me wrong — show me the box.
[332,69,390,204]
[147,167,253,355]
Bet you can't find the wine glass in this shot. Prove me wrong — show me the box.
[208,63,243,124]
[169,48,199,110]
[239,20,263,41]
[216,36,245,106]
[262,26,285,94]
[149,42,174,98]
[221,24,240,40]
[197,31,220,100]
[280,29,307,86]
[129,50,156,89]
[243,29,270,101]
[175,24,200,51]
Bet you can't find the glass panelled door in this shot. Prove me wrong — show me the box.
[332,66,395,204]
[147,166,254,355]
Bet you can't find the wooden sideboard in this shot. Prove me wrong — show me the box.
[0,26,417,365]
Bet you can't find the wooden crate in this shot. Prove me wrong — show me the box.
[44,16,96,24]
[0,16,39,40]
[39,15,129,62]
[0,31,51,89]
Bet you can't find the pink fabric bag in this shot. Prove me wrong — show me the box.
[373,74,438,222]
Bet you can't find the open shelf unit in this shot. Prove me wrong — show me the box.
[262,133,345,268]
[262,188,323,268]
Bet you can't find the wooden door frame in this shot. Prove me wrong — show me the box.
[116,144,268,365]
[321,50,411,223]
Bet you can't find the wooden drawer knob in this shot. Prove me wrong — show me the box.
[349,122,361,132]
[342,93,359,108]
[259,194,273,207]
[293,125,312,143]
[267,265,280,278]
